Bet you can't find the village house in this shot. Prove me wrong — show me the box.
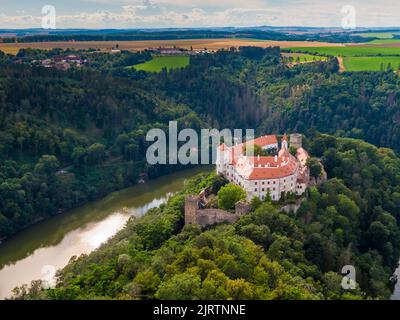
[158,47,185,55]
[39,54,85,70]
[216,133,310,201]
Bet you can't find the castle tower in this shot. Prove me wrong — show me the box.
[185,195,199,225]
[290,134,303,149]
[281,133,288,150]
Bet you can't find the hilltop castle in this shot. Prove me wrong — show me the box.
[216,133,310,201]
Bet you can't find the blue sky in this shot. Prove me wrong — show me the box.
[0,0,399,29]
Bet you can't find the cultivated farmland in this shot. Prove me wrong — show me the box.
[285,46,400,57]
[343,56,400,71]
[0,46,21,55]
[281,52,327,66]
[132,56,190,72]
[284,44,400,71]
[0,38,344,55]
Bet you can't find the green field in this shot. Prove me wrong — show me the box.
[282,53,327,63]
[358,32,400,45]
[284,45,400,72]
[132,56,190,72]
[286,46,400,57]
[343,56,400,71]
[366,39,400,45]
[357,32,400,39]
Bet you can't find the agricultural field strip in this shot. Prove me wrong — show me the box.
[131,55,190,72]
[284,44,400,71]
[284,46,400,57]
[0,38,345,55]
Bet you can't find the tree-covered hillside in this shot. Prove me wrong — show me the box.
[2,45,400,245]
[0,57,203,240]
[12,135,400,300]
[149,47,400,151]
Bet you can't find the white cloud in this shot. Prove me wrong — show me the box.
[0,0,400,28]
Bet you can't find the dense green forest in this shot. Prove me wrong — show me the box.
[11,135,400,300]
[0,51,202,239]
[149,47,400,151]
[1,46,400,241]
[2,46,400,301]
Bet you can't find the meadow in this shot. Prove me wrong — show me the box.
[131,55,190,72]
[285,45,400,71]
[343,56,400,71]
[285,46,400,57]
[281,52,327,63]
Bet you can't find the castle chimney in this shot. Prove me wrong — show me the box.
[257,154,260,161]
[275,155,278,162]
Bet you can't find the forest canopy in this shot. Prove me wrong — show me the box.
[11,135,400,300]
[1,46,400,300]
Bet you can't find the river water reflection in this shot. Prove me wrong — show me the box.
[0,167,208,299]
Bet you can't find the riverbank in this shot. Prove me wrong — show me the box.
[0,166,210,299]
[0,165,193,245]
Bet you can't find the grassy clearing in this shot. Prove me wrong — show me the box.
[282,52,327,63]
[343,56,400,71]
[131,55,190,72]
[285,46,400,57]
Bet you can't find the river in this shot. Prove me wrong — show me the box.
[392,264,400,300]
[0,166,208,299]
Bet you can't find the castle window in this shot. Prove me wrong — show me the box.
[255,188,258,192]
[262,188,265,192]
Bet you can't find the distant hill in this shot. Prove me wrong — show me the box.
[0,26,381,43]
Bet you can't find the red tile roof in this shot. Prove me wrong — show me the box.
[246,155,299,180]
[218,134,305,181]
[219,135,278,165]
[252,135,278,147]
